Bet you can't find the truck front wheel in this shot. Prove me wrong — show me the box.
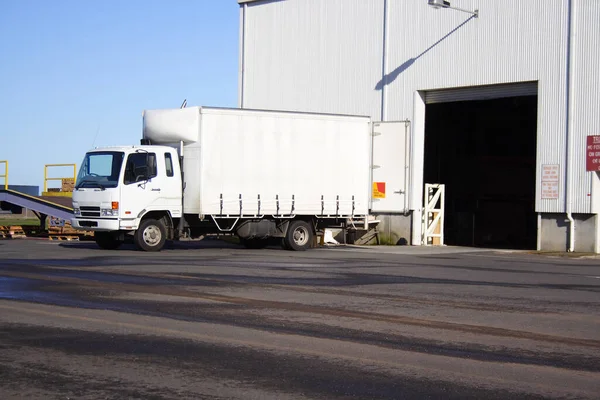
[284,220,313,251]
[134,218,166,252]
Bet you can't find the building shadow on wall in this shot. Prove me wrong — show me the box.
[375,14,477,91]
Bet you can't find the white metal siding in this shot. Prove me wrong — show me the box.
[241,0,599,215]
[238,5,245,108]
[385,0,569,213]
[241,0,385,119]
[571,0,600,213]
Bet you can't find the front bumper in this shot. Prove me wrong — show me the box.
[72,218,121,231]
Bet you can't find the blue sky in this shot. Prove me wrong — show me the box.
[0,0,239,191]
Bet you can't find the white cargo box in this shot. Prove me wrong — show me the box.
[143,107,372,218]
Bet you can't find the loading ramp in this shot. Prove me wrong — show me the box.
[0,189,73,225]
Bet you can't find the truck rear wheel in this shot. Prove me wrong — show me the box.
[94,232,121,250]
[284,220,313,251]
[134,218,166,252]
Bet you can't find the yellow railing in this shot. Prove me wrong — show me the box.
[44,163,76,193]
[0,160,7,190]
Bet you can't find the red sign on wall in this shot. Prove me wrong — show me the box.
[587,135,600,171]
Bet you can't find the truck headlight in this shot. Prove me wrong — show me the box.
[101,208,119,217]
[73,208,81,216]
[100,201,119,217]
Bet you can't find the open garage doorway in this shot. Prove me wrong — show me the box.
[424,93,538,249]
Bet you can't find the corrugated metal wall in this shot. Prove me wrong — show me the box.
[570,0,600,213]
[384,0,570,213]
[241,0,385,119]
[240,0,599,214]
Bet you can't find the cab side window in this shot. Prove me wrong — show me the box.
[165,153,174,177]
[124,152,157,185]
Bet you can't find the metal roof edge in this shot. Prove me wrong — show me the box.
[238,0,283,5]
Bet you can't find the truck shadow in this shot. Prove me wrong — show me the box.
[58,239,250,251]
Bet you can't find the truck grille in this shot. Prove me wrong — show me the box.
[81,206,101,217]
[79,221,98,227]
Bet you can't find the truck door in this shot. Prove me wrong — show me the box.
[160,150,183,218]
[371,121,410,213]
[119,151,162,223]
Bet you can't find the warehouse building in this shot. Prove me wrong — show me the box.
[237,0,600,252]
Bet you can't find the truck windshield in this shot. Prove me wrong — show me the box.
[76,151,124,189]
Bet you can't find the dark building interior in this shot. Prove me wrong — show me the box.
[424,95,538,249]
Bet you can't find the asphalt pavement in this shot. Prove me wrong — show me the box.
[1,238,599,399]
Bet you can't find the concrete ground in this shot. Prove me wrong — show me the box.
[0,238,599,399]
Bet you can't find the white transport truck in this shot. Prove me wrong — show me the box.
[71,106,372,251]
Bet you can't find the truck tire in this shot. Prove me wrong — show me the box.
[94,232,121,250]
[134,218,166,252]
[284,220,313,251]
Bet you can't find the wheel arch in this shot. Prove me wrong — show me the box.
[282,216,317,234]
[139,210,175,239]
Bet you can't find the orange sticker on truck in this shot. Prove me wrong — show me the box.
[373,182,386,199]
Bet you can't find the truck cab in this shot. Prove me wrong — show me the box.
[72,145,182,250]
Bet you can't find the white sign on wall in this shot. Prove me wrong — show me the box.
[541,164,559,199]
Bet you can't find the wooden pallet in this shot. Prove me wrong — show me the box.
[8,226,26,239]
[48,235,80,241]
[0,226,29,239]
[48,228,93,236]
[61,178,75,192]
[48,217,93,238]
